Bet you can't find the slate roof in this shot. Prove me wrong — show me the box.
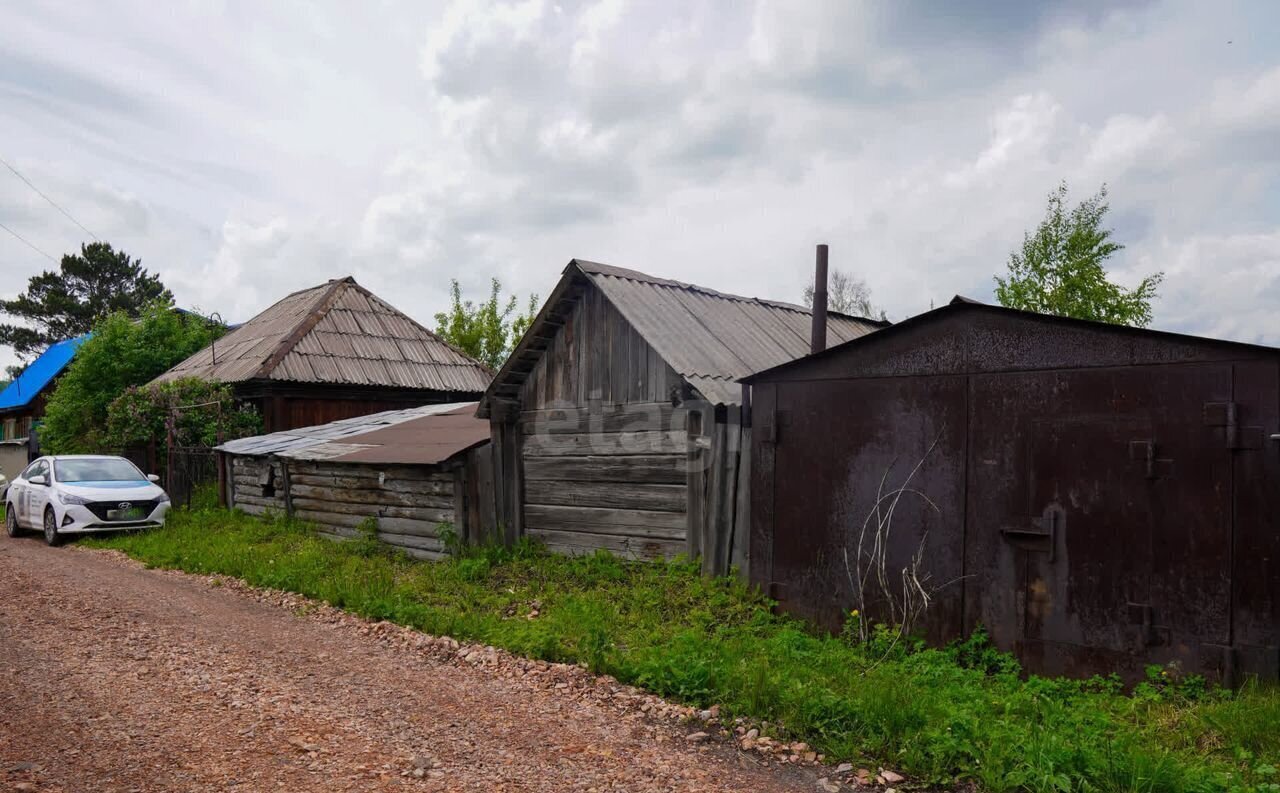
[0,335,89,413]
[153,277,492,393]
[484,259,886,410]
[217,402,488,464]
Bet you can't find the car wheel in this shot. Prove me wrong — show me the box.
[43,507,63,547]
[5,506,20,538]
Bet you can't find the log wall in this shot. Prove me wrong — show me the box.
[507,287,693,559]
[228,455,457,559]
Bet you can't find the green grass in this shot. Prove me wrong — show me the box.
[83,503,1280,793]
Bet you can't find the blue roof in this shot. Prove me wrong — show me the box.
[0,335,89,412]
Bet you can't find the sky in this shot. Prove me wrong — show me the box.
[1,0,1278,370]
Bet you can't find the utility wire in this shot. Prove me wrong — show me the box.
[0,155,100,242]
[0,219,56,262]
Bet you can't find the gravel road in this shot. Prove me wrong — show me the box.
[0,535,828,793]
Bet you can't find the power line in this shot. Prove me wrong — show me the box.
[0,155,100,242]
[0,219,56,262]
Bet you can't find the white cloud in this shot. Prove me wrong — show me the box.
[0,0,1278,376]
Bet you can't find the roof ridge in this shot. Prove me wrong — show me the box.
[570,258,873,320]
[252,277,354,379]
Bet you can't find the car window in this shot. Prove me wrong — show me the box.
[27,460,48,482]
[18,461,40,480]
[54,458,147,483]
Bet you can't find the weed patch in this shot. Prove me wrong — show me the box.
[85,506,1280,792]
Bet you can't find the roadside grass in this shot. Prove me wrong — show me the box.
[83,504,1280,793]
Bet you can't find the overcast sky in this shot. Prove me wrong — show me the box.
[1,0,1278,369]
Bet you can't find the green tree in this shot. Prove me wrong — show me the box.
[995,182,1163,327]
[39,303,225,453]
[0,242,173,359]
[803,268,888,321]
[434,278,539,370]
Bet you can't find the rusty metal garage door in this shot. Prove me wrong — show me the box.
[966,364,1235,679]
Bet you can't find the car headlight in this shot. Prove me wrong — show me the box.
[59,492,91,506]
[158,492,171,503]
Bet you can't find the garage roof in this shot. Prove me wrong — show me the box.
[217,402,488,465]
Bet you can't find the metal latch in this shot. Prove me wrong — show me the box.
[1001,506,1063,562]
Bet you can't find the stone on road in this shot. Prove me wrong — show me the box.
[0,537,820,792]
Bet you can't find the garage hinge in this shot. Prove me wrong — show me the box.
[1204,402,1263,450]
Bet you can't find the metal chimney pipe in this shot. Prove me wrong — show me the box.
[811,244,829,354]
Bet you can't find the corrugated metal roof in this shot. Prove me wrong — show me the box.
[217,401,487,464]
[153,277,492,393]
[481,260,886,410]
[0,335,89,412]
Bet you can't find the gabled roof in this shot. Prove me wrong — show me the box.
[0,334,89,413]
[153,277,492,393]
[741,295,1280,383]
[483,259,886,411]
[217,401,487,465]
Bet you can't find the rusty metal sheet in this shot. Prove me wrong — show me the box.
[768,376,968,643]
[332,404,489,465]
[965,364,1235,680]
[1230,361,1280,681]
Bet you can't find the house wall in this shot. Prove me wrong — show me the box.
[0,441,28,480]
[512,287,691,559]
[238,384,485,433]
[228,454,457,559]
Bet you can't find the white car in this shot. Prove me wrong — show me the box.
[5,455,170,546]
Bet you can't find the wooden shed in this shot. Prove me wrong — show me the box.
[154,277,492,432]
[217,403,493,558]
[479,259,884,569]
[743,297,1280,683]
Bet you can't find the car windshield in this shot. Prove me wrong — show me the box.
[54,458,147,484]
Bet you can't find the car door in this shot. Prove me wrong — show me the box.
[10,461,35,527]
[24,459,50,527]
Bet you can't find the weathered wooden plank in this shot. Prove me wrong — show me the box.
[686,409,706,560]
[287,483,453,510]
[520,403,682,435]
[525,480,686,512]
[523,503,686,539]
[525,503,686,530]
[522,454,686,484]
[528,528,684,561]
[730,425,751,579]
[290,496,452,523]
[377,531,445,552]
[522,430,685,457]
[288,461,452,482]
[703,418,728,575]
[292,509,447,537]
[287,473,453,496]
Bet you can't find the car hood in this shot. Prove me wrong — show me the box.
[58,481,167,501]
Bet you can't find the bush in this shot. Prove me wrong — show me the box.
[40,303,226,453]
[104,377,261,457]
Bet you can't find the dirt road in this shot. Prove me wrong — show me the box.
[0,536,823,793]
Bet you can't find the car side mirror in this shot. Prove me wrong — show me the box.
[147,474,160,483]
[29,474,46,486]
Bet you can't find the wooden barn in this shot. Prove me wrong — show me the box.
[478,259,884,569]
[217,403,493,558]
[154,277,492,432]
